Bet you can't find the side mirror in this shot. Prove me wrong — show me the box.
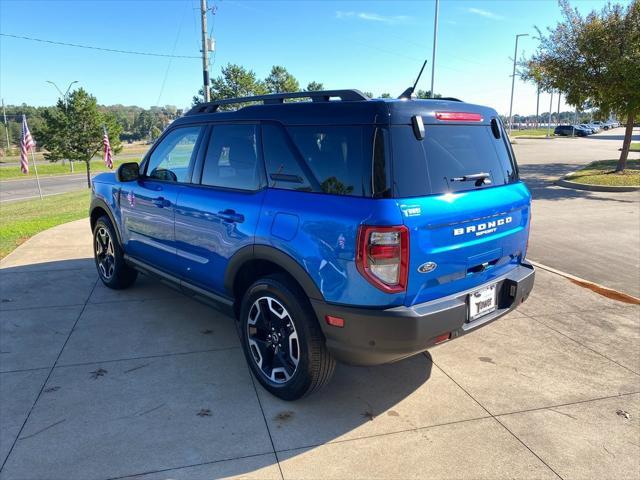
[116,162,140,182]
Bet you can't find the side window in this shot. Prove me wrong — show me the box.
[146,126,202,182]
[201,124,261,190]
[262,124,312,191]
[286,126,371,197]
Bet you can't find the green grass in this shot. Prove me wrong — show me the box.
[630,142,640,152]
[0,158,138,180]
[509,128,555,138]
[566,159,640,187]
[0,190,90,258]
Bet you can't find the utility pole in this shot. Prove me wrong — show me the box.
[508,33,529,133]
[557,92,561,126]
[429,0,439,98]
[547,90,553,138]
[200,0,211,102]
[2,99,10,153]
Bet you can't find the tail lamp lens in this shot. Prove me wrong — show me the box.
[356,226,409,293]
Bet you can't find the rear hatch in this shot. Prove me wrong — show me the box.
[389,110,531,307]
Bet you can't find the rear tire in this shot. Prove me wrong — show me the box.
[93,216,137,290]
[239,274,335,401]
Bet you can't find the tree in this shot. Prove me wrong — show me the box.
[380,93,392,98]
[522,0,640,171]
[265,65,300,94]
[306,81,324,91]
[40,88,122,188]
[193,63,266,108]
[363,91,374,98]
[416,90,442,99]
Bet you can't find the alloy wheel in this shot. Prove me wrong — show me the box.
[247,296,300,384]
[95,226,115,280]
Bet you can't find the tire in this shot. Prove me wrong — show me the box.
[93,216,137,289]
[239,274,336,401]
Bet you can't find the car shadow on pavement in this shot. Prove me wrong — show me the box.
[0,258,435,479]
[519,162,638,203]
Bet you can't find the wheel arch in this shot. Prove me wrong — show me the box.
[225,245,324,318]
[90,197,122,244]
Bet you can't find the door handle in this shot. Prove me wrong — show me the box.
[153,197,170,208]
[217,209,245,223]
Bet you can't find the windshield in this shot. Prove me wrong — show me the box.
[391,124,518,197]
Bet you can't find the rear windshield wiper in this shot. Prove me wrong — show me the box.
[450,172,491,186]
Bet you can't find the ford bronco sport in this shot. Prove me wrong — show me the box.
[90,89,534,400]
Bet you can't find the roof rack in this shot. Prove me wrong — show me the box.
[186,89,369,115]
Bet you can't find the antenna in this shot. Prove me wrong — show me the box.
[398,60,428,99]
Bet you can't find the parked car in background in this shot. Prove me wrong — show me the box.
[89,89,535,400]
[554,125,589,137]
[586,123,601,133]
[579,124,595,134]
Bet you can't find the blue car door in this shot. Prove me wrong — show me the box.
[120,125,205,274]
[175,123,265,295]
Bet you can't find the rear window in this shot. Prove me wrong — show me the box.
[391,124,518,197]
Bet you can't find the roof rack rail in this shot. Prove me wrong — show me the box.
[438,97,462,102]
[186,89,369,115]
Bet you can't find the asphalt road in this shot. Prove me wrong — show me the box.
[0,173,91,202]
[514,128,640,297]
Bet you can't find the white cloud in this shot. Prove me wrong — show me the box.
[336,11,409,24]
[466,7,504,20]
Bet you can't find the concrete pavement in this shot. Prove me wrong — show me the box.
[1,219,638,479]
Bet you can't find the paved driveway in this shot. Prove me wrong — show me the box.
[0,219,638,479]
[514,128,640,297]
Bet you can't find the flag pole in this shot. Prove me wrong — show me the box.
[30,148,43,200]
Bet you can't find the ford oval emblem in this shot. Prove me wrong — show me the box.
[418,262,437,273]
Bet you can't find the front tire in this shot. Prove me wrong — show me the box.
[93,216,137,289]
[239,275,335,401]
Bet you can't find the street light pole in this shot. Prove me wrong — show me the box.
[508,33,529,134]
[429,0,439,98]
[547,90,554,138]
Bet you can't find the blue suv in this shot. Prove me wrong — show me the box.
[90,90,534,400]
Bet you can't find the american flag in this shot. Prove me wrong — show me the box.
[103,126,113,169]
[20,115,35,174]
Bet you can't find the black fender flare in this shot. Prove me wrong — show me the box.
[90,197,123,245]
[224,244,324,301]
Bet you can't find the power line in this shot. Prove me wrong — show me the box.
[0,33,200,59]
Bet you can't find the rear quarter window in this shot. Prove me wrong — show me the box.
[391,124,519,197]
[286,125,374,197]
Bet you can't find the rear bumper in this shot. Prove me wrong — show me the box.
[311,261,535,366]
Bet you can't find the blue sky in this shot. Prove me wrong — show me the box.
[0,0,618,115]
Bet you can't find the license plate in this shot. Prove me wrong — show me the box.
[468,284,497,321]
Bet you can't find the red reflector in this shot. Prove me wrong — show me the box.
[436,112,483,122]
[369,244,400,259]
[325,315,345,328]
[434,332,451,344]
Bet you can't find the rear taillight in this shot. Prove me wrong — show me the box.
[436,112,483,122]
[356,225,409,293]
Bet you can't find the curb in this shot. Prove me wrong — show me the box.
[529,260,640,305]
[556,177,640,192]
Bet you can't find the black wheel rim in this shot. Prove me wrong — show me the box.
[247,296,300,384]
[95,226,115,280]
